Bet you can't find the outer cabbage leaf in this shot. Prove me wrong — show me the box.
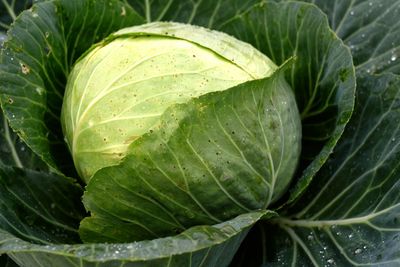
[0,0,49,172]
[0,0,32,31]
[126,0,259,28]
[300,0,400,75]
[0,166,84,245]
[234,0,400,266]
[0,159,273,267]
[1,209,272,267]
[215,1,356,207]
[232,73,400,266]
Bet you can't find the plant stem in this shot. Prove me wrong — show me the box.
[3,116,23,168]
[2,0,17,21]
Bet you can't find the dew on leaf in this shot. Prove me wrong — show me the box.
[327,258,335,265]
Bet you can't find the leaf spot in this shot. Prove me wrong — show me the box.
[20,62,30,74]
[121,6,126,16]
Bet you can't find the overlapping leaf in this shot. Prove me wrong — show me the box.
[233,73,400,266]
[0,166,84,245]
[0,210,271,267]
[301,0,400,75]
[232,1,400,265]
[216,1,356,207]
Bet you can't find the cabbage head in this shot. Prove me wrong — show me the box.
[61,22,301,217]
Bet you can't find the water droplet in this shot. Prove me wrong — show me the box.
[361,33,365,38]
[392,138,396,142]
[350,11,355,15]
[391,55,397,61]
[307,234,314,241]
[354,248,362,254]
[369,2,373,6]
[327,258,335,264]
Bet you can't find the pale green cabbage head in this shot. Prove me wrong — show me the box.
[62,22,281,182]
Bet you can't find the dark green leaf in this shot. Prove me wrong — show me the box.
[0,0,32,31]
[214,1,356,207]
[0,165,84,244]
[300,0,400,74]
[0,254,18,267]
[126,0,259,27]
[81,65,299,243]
[0,211,271,267]
[0,113,48,170]
[0,0,144,176]
[235,73,400,266]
